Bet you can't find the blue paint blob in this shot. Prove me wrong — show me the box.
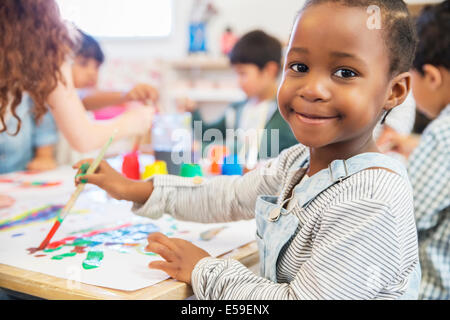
[12,233,25,237]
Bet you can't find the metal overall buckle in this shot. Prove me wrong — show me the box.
[328,159,348,183]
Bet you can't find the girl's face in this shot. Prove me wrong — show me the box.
[278,3,393,149]
[72,56,100,89]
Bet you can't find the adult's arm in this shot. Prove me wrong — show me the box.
[82,91,127,111]
[46,62,152,153]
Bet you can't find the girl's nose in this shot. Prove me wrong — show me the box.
[297,74,331,103]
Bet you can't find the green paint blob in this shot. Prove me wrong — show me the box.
[44,246,63,253]
[51,252,77,260]
[82,251,104,270]
[71,239,95,247]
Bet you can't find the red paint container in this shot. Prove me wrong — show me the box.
[122,152,140,180]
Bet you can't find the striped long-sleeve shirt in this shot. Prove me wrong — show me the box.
[408,104,450,300]
[132,144,420,300]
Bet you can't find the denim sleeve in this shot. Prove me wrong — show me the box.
[33,110,59,147]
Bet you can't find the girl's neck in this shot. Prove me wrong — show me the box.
[307,135,379,176]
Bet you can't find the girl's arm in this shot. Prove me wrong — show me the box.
[27,145,57,171]
[47,62,153,153]
[28,107,59,171]
[134,170,278,223]
[132,144,307,223]
[82,91,127,111]
[74,144,306,224]
[82,84,159,111]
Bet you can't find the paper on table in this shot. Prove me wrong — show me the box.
[0,167,257,291]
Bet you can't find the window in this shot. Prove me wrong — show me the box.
[55,0,172,38]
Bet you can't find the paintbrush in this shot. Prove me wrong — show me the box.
[131,99,156,153]
[36,130,117,251]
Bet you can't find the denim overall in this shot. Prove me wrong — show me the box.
[255,152,421,299]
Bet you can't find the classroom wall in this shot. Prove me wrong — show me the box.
[99,0,305,61]
[96,0,443,91]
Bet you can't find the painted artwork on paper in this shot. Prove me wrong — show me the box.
[31,222,162,270]
[0,167,256,291]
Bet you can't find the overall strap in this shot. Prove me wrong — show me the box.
[328,152,409,183]
[293,152,410,210]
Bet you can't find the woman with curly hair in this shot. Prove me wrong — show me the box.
[0,0,156,208]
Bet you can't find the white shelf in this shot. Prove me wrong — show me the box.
[168,56,231,70]
[170,88,246,103]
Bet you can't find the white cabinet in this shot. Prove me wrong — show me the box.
[159,55,245,122]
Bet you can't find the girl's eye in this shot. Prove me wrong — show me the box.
[290,63,308,73]
[334,69,357,78]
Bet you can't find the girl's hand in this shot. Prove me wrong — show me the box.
[376,125,398,150]
[123,106,155,135]
[146,232,210,285]
[125,83,159,104]
[73,159,132,200]
[26,156,57,172]
[176,97,198,113]
[390,134,421,158]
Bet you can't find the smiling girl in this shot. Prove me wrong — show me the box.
[74,0,421,299]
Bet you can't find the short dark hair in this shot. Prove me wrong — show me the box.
[229,30,282,71]
[300,0,417,77]
[413,0,450,74]
[76,29,104,65]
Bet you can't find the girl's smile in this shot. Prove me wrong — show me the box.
[289,105,342,125]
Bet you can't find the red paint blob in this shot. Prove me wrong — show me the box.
[27,247,40,255]
[71,246,87,253]
[122,152,140,180]
[34,254,46,258]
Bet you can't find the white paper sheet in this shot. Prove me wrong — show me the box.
[0,167,256,291]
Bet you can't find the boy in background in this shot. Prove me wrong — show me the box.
[392,0,450,300]
[73,30,158,109]
[186,30,298,165]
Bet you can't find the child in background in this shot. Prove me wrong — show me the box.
[0,95,58,174]
[374,91,416,155]
[73,30,158,110]
[0,0,155,212]
[185,30,298,162]
[392,1,449,300]
[57,30,160,165]
[75,0,420,299]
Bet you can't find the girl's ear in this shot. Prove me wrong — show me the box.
[384,72,411,112]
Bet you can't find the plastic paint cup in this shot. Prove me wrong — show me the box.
[209,145,229,163]
[122,152,140,180]
[221,154,243,176]
[209,161,221,175]
[179,163,203,177]
[141,161,168,179]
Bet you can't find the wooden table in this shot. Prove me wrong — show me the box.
[0,241,258,300]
